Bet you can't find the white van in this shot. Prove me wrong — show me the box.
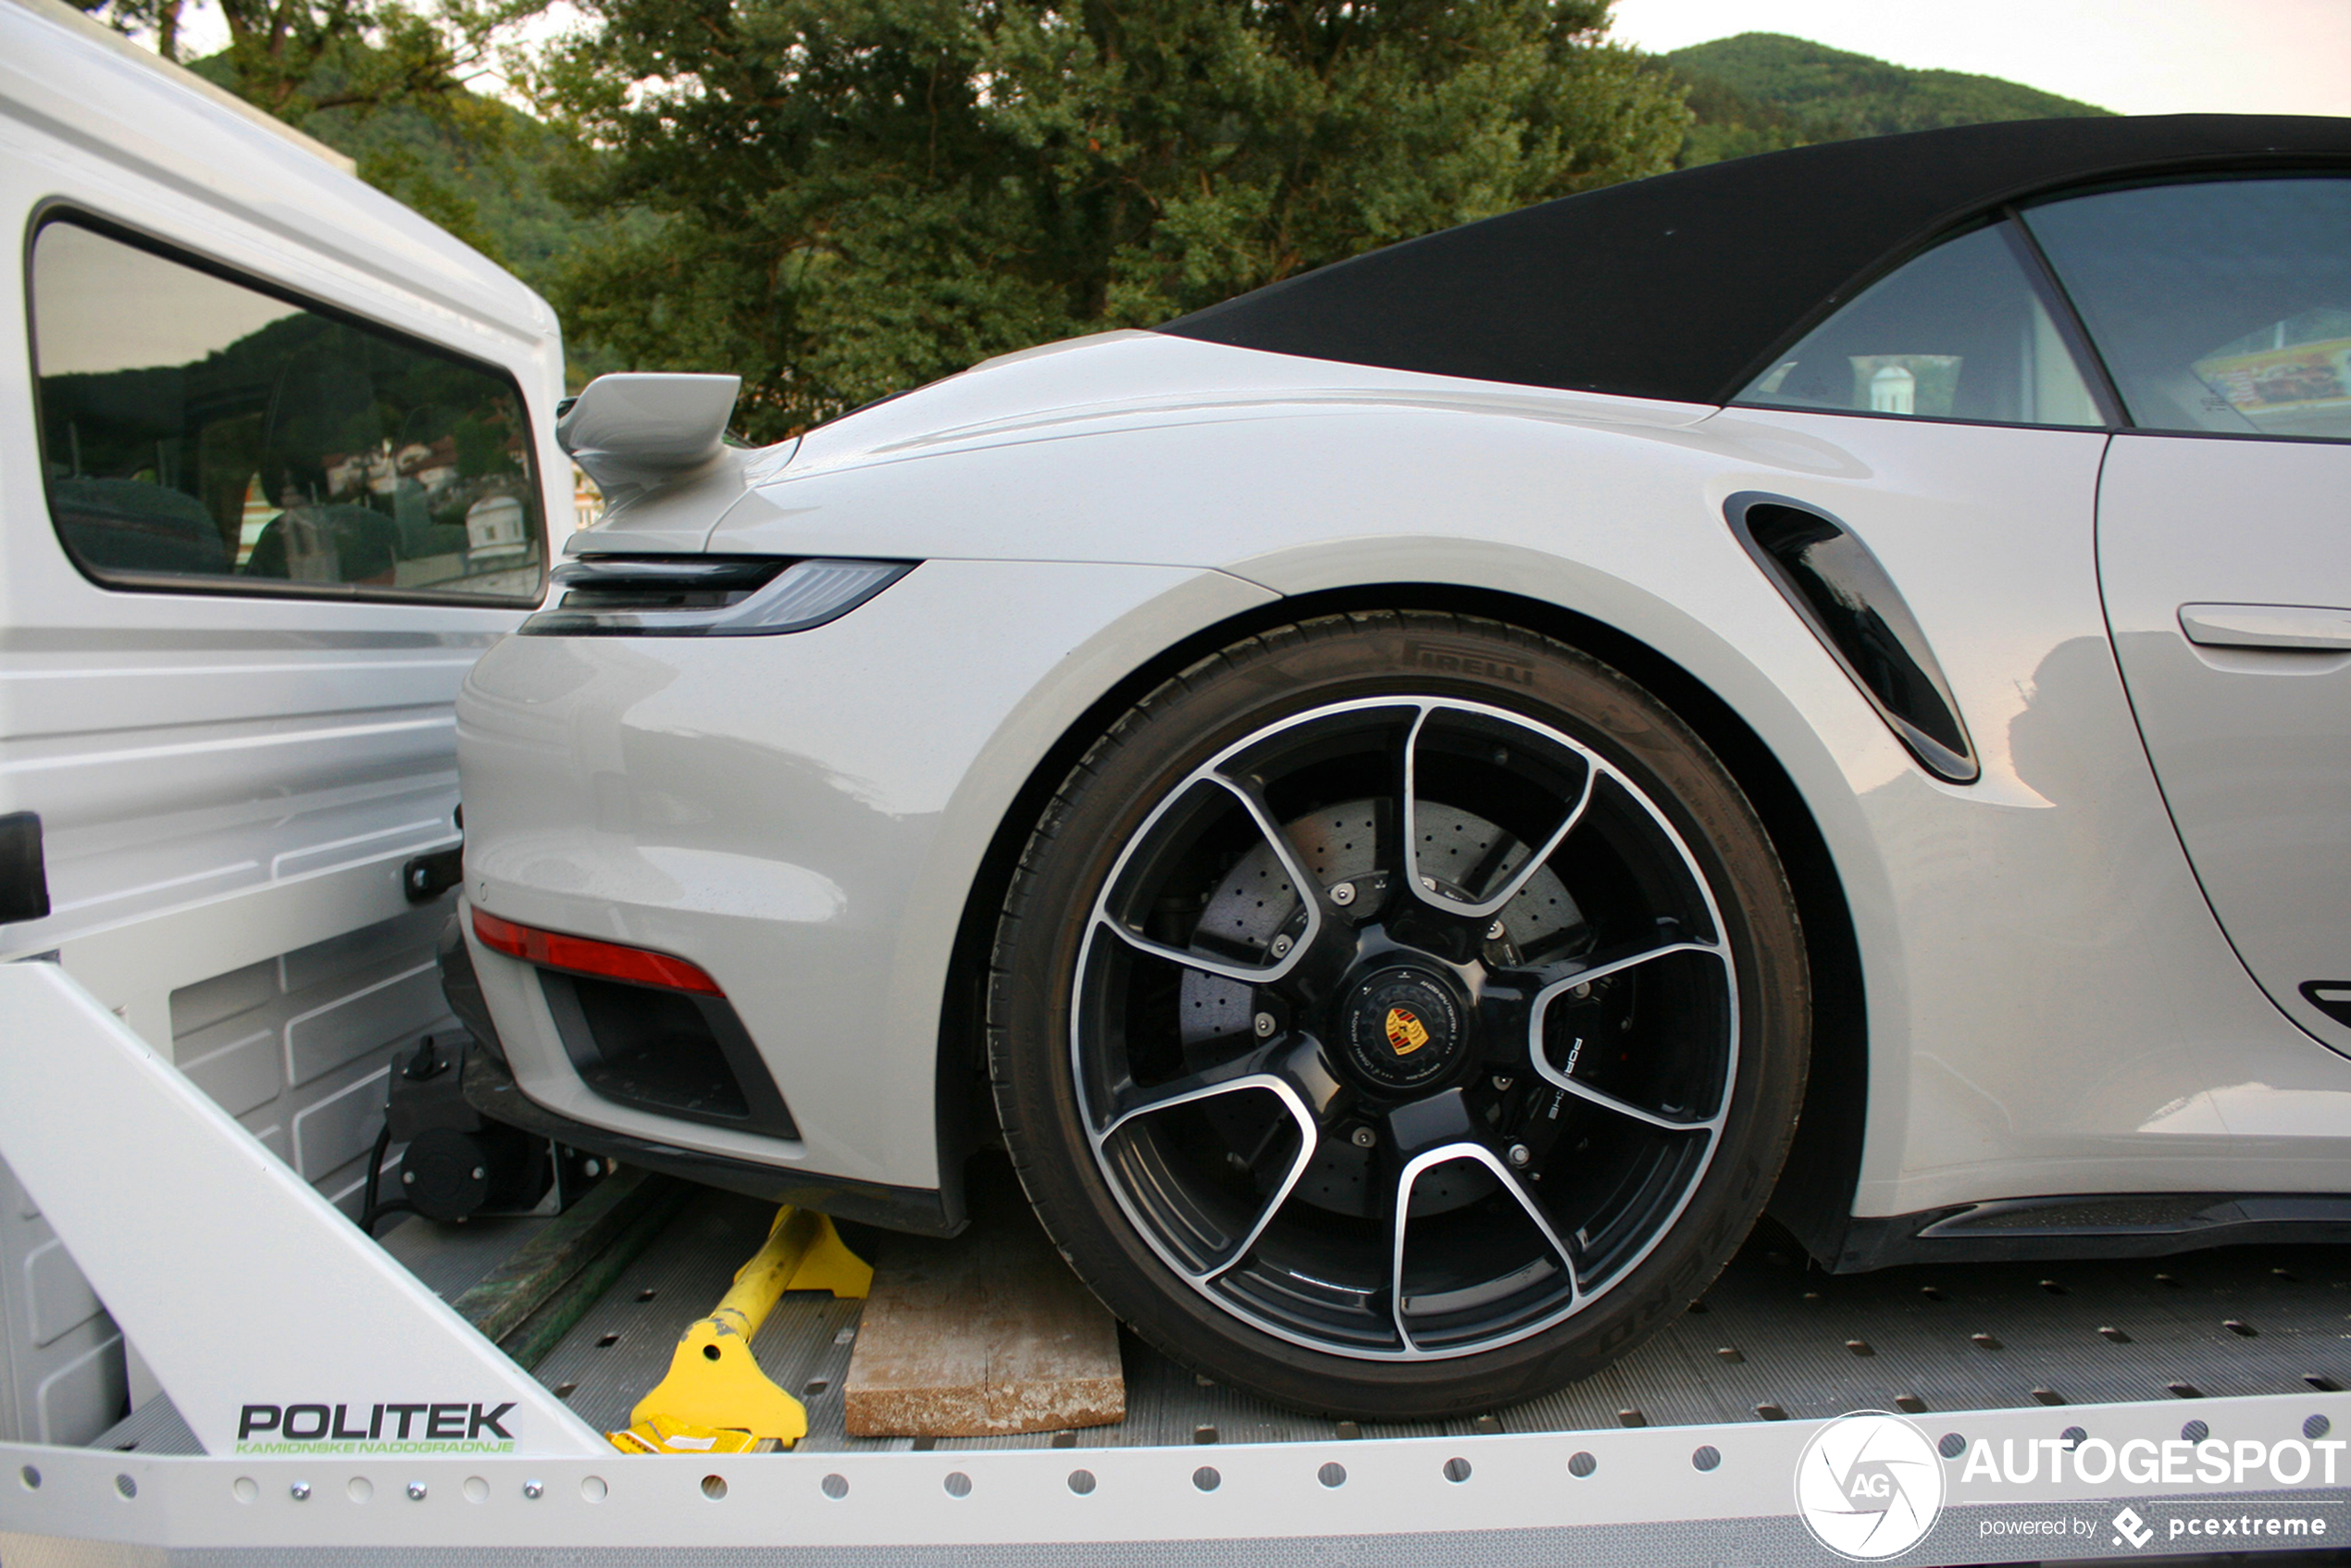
[0,0,565,1448]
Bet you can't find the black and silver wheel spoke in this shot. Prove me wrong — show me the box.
[1383,1090,1581,1352]
[1095,1034,1341,1282]
[1402,703,1598,922]
[1518,940,1734,1133]
[1094,772,1327,985]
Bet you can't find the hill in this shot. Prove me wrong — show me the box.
[185,53,597,286]
[1665,32,2113,167]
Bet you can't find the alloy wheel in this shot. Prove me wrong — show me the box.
[1070,696,1740,1361]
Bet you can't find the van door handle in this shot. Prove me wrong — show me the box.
[2178,603,2351,652]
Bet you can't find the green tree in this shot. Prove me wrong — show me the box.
[72,0,545,259]
[532,0,1688,440]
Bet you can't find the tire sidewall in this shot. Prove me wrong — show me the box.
[992,613,1810,1417]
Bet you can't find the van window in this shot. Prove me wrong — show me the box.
[31,218,545,602]
[1733,222,2104,429]
[2022,175,2351,441]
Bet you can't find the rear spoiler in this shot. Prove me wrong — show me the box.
[556,373,795,542]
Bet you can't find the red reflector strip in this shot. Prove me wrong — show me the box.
[471,907,724,996]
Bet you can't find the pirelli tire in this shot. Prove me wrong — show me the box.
[988,612,1810,1418]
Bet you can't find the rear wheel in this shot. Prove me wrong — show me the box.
[989,613,1809,1417]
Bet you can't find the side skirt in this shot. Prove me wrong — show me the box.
[1832,1192,2351,1271]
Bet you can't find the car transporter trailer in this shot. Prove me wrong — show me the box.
[4,948,2351,1566]
[2,0,2349,1558]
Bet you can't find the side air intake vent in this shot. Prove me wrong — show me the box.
[1725,492,1978,784]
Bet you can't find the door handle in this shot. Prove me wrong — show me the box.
[2178,603,2351,653]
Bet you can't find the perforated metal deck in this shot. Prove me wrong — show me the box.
[95,1171,2351,1466]
[510,1185,2351,1455]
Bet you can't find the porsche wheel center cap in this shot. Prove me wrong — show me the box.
[1340,968,1464,1092]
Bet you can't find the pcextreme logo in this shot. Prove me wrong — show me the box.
[1795,1411,1947,1560]
[232,1400,517,1455]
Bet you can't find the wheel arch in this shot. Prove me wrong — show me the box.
[933,581,1868,1261]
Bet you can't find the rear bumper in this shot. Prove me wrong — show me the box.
[459,1046,963,1236]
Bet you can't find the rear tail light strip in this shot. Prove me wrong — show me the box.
[470,907,725,996]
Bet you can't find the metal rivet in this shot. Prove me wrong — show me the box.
[402,1172,416,1184]
[290,1481,311,1501]
[523,1480,543,1500]
[1692,1446,1721,1473]
[583,1160,601,1176]
[1568,1451,1597,1477]
[1442,1457,1472,1484]
[1253,1013,1277,1039]
[471,1167,486,1181]
[821,1474,849,1500]
[1507,1143,1531,1167]
[1486,921,1506,940]
[944,1472,972,1499]
[1938,1434,1966,1459]
[1572,982,1592,1000]
[2307,1414,2333,1440]
[1318,1462,1346,1487]
[1270,935,1293,957]
[407,1482,427,1501]
[1068,1470,1096,1495]
[1330,883,1356,906]
[1351,1126,1376,1149]
[1193,1466,1221,1492]
[1491,1076,1512,1091]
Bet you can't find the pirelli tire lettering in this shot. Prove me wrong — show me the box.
[233,1400,518,1454]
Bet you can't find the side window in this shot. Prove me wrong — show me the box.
[2022,175,2351,441]
[1733,222,2103,428]
[31,218,545,601]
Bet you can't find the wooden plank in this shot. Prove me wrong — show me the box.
[842,1198,1125,1437]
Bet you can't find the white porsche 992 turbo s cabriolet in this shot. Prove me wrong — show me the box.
[446,115,2351,1416]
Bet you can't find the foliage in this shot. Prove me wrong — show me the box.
[1667,32,2111,168]
[529,0,1691,441]
[73,0,548,262]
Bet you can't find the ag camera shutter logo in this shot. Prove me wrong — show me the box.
[1796,1411,1947,1559]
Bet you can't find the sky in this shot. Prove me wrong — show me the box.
[1609,0,2351,118]
[143,0,2351,121]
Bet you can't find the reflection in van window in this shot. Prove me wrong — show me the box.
[31,221,544,600]
[1734,222,2102,428]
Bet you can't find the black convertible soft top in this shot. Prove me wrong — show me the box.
[1160,115,2351,405]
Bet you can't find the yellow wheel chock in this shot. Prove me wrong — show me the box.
[607,1204,871,1454]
